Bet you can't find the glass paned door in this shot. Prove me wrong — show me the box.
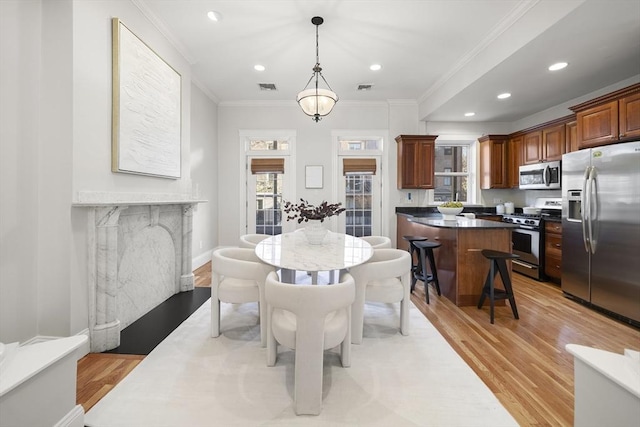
[345,174,373,237]
[252,172,283,235]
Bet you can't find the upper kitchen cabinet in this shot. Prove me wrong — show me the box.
[479,135,509,189]
[522,131,542,164]
[542,123,566,161]
[508,135,523,188]
[395,135,437,189]
[517,116,573,164]
[570,83,640,149]
[565,120,578,153]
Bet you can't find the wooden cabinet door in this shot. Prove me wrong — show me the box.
[523,131,542,164]
[565,120,577,153]
[577,100,618,149]
[619,92,640,140]
[396,135,436,189]
[397,139,418,188]
[508,135,523,188]
[416,139,435,189]
[542,124,565,161]
[479,136,508,189]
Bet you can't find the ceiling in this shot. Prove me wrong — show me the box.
[137,0,640,123]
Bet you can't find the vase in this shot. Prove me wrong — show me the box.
[303,220,328,245]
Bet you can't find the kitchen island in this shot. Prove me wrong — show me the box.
[397,213,519,306]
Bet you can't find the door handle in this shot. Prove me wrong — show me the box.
[513,260,536,269]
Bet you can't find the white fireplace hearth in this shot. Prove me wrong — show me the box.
[73,192,206,352]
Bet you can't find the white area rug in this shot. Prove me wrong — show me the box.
[85,299,517,426]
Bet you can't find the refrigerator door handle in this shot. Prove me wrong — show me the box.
[581,166,591,253]
[589,167,598,254]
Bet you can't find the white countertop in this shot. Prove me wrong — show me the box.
[0,336,87,397]
[566,343,640,398]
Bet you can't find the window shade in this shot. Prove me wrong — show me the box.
[250,158,284,174]
[343,158,376,175]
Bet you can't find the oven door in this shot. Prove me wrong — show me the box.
[511,227,541,279]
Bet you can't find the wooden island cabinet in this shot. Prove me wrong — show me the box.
[397,214,518,306]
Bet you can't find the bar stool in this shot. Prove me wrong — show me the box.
[412,240,442,304]
[402,235,427,287]
[477,249,520,324]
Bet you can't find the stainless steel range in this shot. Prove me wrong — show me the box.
[502,198,562,280]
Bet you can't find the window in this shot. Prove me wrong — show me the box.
[430,139,477,204]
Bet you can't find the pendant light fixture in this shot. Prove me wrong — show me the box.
[297,16,338,122]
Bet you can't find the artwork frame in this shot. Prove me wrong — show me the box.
[305,165,323,189]
[112,18,182,179]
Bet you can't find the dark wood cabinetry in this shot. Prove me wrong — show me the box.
[571,83,640,149]
[523,131,542,164]
[542,124,566,161]
[479,135,508,189]
[545,221,562,282]
[565,120,577,153]
[395,135,437,189]
[508,135,523,188]
[620,91,640,140]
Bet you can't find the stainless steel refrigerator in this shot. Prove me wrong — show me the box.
[562,141,640,324]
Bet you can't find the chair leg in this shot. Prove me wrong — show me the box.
[489,261,496,324]
[266,306,277,366]
[419,248,430,304]
[496,259,519,320]
[426,248,441,296]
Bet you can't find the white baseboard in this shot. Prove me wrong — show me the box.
[54,404,84,427]
[192,250,212,270]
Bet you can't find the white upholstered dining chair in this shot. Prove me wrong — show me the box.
[211,247,275,346]
[238,233,270,249]
[359,235,392,248]
[348,248,412,344]
[265,271,355,415]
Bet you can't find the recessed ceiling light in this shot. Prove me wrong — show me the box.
[254,64,265,72]
[369,64,382,71]
[548,62,568,71]
[464,112,475,117]
[497,92,511,99]
[207,11,222,21]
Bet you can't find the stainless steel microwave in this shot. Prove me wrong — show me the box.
[519,161,561,190]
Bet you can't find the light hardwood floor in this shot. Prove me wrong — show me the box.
[77,262,640,425]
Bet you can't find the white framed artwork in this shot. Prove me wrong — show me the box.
[305,165,323,189]
[111,18,182,179]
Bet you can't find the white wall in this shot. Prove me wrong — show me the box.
[0,0,42,343]
[1,0,206,345]
[217,101,414,247]
[190,83,218,268]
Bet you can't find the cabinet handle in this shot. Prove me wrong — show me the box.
[620,133,625,137]
[554,243,561,247]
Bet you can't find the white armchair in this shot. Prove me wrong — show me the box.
[265,271,355,415]
[359,235,392,248]
[211,247,275,346]
[348,248,412,344]
[238,233,270,248]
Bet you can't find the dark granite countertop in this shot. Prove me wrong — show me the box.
[409,217,519,229]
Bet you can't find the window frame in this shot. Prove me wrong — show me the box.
[428,138,479,205]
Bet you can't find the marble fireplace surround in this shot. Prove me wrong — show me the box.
[73,192,206,352]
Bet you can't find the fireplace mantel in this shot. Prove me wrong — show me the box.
[73,192,206,352]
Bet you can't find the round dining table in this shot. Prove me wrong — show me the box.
[254,231,373,284]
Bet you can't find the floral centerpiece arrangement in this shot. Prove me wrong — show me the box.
[283,199,346,223]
